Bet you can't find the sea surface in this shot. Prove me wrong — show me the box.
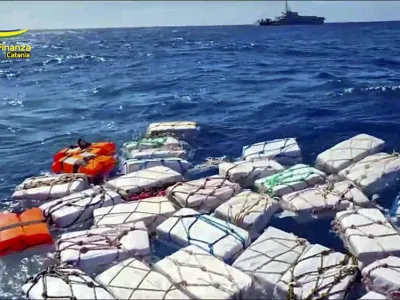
[1,22,400,298]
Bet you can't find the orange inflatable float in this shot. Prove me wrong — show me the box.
[0,208,53,257]
[53,139,116,162]
[52,152,118,177]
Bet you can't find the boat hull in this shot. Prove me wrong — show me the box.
[0,29,28,39]
[258,18,325,26]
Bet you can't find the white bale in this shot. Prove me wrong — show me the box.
[40,186,121,228]
[147,121,199,137]
[93,196,176,234]
[12,173,89,201]
[121,158,191,175]
[22,265,115,300]
[156,207,250,262]
[242,138,302,165]
[274,243,358,300]
[122,136,184,152]
[361,256,400,299]
[316,134,385,174]
[126,148,187,160]
[338,152,400,195]
[105,166,182,198]
[153,245,252,300]
[219,159,284,188]
[96,258,190,300]
[232,226,310,299]
[281,180,370,220]
[359,291,387,300]
[254,164,326,197]
[213,190,280,239]
[166,176,241,213]
[55,222,150,274]
[333,208,400,269]
[389,194,400,225]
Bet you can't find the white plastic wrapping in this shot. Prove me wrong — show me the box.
[167,176,241,213]
[153,245,252,300]
[242,138,302,165]
[147,121,199,137]
[213,190,280,238]
[121,158,191,175]
[316,134,385,174]
[156,207,250,262]
[105,166,182,197]
[22,265,115,300]
[96,258,190,299]
[40,186,121,228]
[274,243,358,300]
[333,208,400,269]
[55,222,150,274]
[12,173,89,202]
[338,152,400,195]
[219,159,284,188]
[362,256,400,300]
[281,181,370,220]
[93,196,176,234]
[233,226,310,298]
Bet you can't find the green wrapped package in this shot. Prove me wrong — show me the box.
[254,164,326,197]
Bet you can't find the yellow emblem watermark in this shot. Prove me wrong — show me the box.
[0,29,31,59]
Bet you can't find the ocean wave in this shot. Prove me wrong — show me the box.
[373,57,400,67]
[329,85,400,96]
[42,54,106,66]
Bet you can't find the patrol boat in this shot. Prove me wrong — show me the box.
[257,0,325,26]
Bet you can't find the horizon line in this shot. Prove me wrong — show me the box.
[26,20,400,31]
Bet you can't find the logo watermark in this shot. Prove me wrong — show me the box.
[0,29,31,59]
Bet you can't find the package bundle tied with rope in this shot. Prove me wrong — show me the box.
[332,208,400,270]
[146,121,200,138]
[389,193,400,226]
[219,158,284,188]
[274,243,359,300]
[156,207,250,262]
[359,291,387,300]
[93,196,176,234]
[212,190,280,239]
[254,163,327,198]
[40,186,121,229]
[315,134,385,175]
[105,165,182,199]
[232,226,310,299]
[338,152,400,196]
[54,222,150,274]
[280,180,370,222]
[22,265,116,300]
[153,245,252,300]
[12,173,89,202]
[122,136,187,153]
[96,257,190,300]
[242,137,302,166]
[125,148,188,161]
[166,176,241,214]
[361,256,400,300]
[121,157,191,175]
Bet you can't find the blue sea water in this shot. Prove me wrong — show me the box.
[1,22,400,298]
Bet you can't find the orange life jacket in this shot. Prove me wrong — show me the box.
[52,152,118,177]
[53,139,116,162]
[0,208,53,257]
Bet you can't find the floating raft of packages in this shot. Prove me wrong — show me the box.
[3,121,400,299]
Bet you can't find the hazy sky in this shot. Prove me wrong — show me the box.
[1,1,399,30]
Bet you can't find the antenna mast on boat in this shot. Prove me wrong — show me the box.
[285,0,291,13]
